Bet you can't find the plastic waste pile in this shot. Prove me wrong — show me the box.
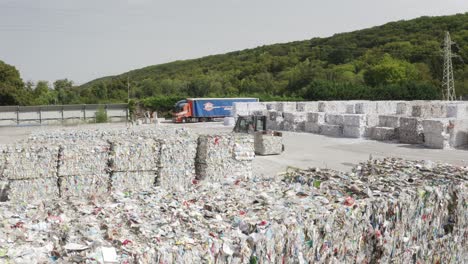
[196,134,255,181]
[0,158,465,263]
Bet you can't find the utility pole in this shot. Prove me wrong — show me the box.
[127,75,130,104]
[442,31,456,101]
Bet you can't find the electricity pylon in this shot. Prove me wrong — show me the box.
[442,31,456,101]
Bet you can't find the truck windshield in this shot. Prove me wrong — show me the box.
[173,100,187,113]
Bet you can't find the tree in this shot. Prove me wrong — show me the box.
[54,79,74,104]
[364,54,418,87]
[0,60,27,105]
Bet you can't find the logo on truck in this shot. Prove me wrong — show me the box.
[204,102,214,111]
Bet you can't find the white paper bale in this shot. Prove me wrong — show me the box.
[446,103,468,118]
[111,171,156,193]
[370,127,398,141]
[318,101,348,113]
[3,144,59,180]
[325,114,344,125]
[306,112,325,124]
[196,134,254,182]
[7,177,59,202]
[399,117,424,144]
[304,122,321,133]
[296,102,319,112]
[378,115,401,128]
[60,174,109,198]
[283,112,307,123]
[108,138,160,172]
[343,126,367,138]
[265,102,278,110]
[157,135,198,191]
[422,119,468,149]
[320,124,343,137]
[254,132,283,155]
[396,101,415,115]
[355,102,378,114]
[375,101,399,114]
[411,102,448,118]
[58,139,110,176]
[343,114,366,127]
[276,102,296,112]
[283,121,305,132]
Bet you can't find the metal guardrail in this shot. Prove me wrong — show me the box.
[0,104,128,125]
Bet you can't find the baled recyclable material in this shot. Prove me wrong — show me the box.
[3,144,59,180]
[59,174,109,198]
[0,158,465,263]
[111,171,156,193]
[59,139,110,176]
[196,134,254,181]
[108,137,160,172]
[7,177,59,202]
[254,131,283,155]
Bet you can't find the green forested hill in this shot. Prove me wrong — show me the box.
[2,13,468,107]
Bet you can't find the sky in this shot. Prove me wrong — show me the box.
[1,0,468,85]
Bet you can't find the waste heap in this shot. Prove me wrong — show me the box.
[0,158,466,263]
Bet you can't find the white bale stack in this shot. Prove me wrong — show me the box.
[355,102,378,115]
[375,101,400,114]
[320,113,344,137]
[265,102,279,111]
[370,127,398,141]
[422,119,468,149]
[231,102,267,118]
[343,114,368,138]
[276,102,296,112]
[318,101,348,113]
[378,115,401,128]
[399,117,424,144]
[283,112,307,132]
[60,174,109,198]
[396,101,415,115]
[111,171,156,193]
[156,133,198,191]
[412,102,448,118]
[8,177,59,202]
[296,101,319,112]
[2,144,60,202]
[108,137,160,172]
[266,110,283,130]
[446,103,468,118]
[304,112,325,133]
[196,134,254,182]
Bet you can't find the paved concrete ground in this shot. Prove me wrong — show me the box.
[1,122,467,177]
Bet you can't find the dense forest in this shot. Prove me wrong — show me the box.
[1,13,468,111]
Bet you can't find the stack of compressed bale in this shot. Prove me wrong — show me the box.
[122,127,198,191]
[282,112,307,132]
[304,112,325,134]
[266,110,283,130]
[107,136,159,193]
[411,101,448,118]
[254,131,283,155]
[318,101,348,113]
[447,102,468,118]
[343,114,368,138]
[58,139,110,198]
[399,117,424,144]
[231,102,267,118]
[370,115,402,141]
[422,119,468,149]
[396,101,416,115]
[276,102,296,112]
[321,113,344,137]
[196,134,255,182]
[2,144,59,202]
[345,100,368,114]
[296,101,319,112]
[265,102,279,111]
[156,130,198,191]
